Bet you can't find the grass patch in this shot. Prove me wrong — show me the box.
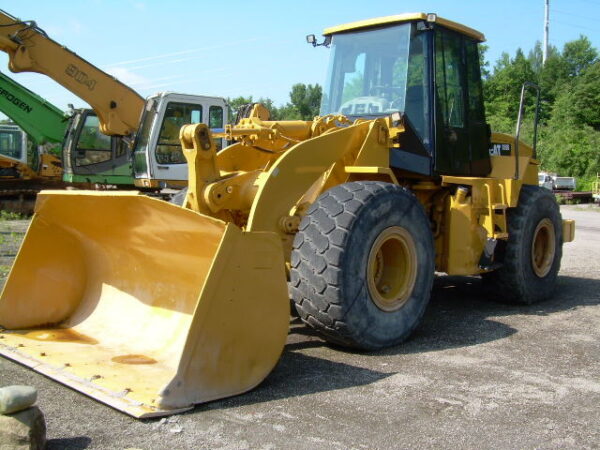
[573,205,600,212]
[0,265,11,278]
[0,210,26,221]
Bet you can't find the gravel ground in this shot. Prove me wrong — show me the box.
[0,205,598,449]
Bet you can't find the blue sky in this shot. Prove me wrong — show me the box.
[1,0,599,118]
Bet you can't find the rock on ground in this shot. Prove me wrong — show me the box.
[0,406,46,450]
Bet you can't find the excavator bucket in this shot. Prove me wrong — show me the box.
[0,191,290,418]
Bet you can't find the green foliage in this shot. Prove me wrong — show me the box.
[576,175,598,192]
[479,44,491,79]
[226,83,322,122]
[0,265,10,279]
[484,35,600,187]
[288,83,322,120]
[0,210,25,220]
[226,95,254,122]
[562,36,598,77]
[538,125,600,178]
[484,49,536,133]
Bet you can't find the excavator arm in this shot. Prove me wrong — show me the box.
[0,9,144,136]
[0,70,67,145]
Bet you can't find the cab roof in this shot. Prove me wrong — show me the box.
[323,13,485,42]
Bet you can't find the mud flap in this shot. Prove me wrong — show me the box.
[0,191,289,418]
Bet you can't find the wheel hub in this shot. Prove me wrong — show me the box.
[367,226,417,312]
[531,218,556,278]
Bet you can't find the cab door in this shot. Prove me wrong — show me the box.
[70,112,112,177]
[152,100,203,183]
[149,97,227,185]
[434,28,469,175]
[69,110,130,183]
[433,28,490,176]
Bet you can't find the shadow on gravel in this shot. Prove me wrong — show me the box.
[181,274,598,418]
[183,350,393,418]
[46,436,92,449]
[289,274,600,357]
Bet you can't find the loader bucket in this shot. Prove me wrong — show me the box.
[0,191,290,418]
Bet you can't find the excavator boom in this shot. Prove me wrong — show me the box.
[0,9,144,136]
[0,70,67,146]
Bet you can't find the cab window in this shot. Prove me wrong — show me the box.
[156,102,203,164]
[0,129,23,160]
[209,106,224,129]
[435,30,465,128]
[75,115,111,167]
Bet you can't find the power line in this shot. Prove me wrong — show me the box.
[107,37,266,67]
[553,19,599,32]
[563,0,600,6]
[553,8,600,22]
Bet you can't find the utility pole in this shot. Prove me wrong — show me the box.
[543,0,550,64]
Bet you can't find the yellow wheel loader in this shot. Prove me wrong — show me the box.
[0,13,575,418]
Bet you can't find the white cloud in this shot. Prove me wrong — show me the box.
[43,19,85,38]
[105,67,149,87]
[107,37,264,67]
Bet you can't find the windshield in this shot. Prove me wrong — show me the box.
[155,102,202,165]
[74,114,112,166]
[320,24,412,117]
[320,23,430,138]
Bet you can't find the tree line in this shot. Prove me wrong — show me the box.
[227,83,322,122]
[482,36,600,189]
[246,36,599,190]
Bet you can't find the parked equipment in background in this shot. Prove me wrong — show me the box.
[538,172,554,190]
[553,176,576,191]
[132,92,228,189]
[0,123,62,212]
[0,70,65,157]
[0,12,574,418]
[0,9,227,190]
[62,107,133,187]
[0,70,64,210]
[0,70,137,209]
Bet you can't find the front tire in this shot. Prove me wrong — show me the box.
[482,185,563,304]
[290,181,435,350]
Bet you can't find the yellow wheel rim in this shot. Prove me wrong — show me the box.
[367,226,417,312]
[531,218,556,278]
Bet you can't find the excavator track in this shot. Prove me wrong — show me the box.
[0,181,66,215]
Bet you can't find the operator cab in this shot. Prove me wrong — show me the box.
[132,92,228,189]
[0,124,27,164]
[317,13,491,177]
[62,109,131,186]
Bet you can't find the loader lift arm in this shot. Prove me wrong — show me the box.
[0,9,144,136]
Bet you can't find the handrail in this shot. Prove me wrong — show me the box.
[514,81,541,180]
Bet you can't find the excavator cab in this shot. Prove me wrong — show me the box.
[320,13,491,177]
[62,109,132,187]
[0,124,29,177]
[0,124,27,162]
[132,92,228,189]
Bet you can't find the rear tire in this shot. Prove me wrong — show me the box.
[290,181,435,350]
[482,185,563,304]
